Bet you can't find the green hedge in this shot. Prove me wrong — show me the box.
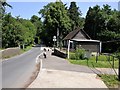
[70,48,85,60]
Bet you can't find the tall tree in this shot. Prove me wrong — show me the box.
[2,13,24,47]
[84,4,120,52]
[20,18,36,45]
[84,5,105,39]
[39,1,71,47]
[68,1,82,30]
[2,13,36,48]
[0,0,12,15]
[30,15,43,44]
[0,0,12,48]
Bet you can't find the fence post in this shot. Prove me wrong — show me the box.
[96,52,98,63]
[112,56,114,69]
[118,59,120,81]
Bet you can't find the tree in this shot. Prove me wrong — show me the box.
[84,4,120,52]
[39,1,71,47]
[68,1,82,30]
[98,7,120,41]
[2,13,36,48]
[19,18,36,45]
[0,0,12,15]
[0,0,12,48]
[84,5,105,39]
[30,15,43,44]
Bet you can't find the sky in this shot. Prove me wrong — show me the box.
[118,1,120,11]
[6,1,120,19]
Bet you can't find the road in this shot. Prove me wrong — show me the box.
[2,47,42,88]
[28,51,108,88]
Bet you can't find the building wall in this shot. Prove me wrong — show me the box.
[63,40,100,53]
[76,42,100,52]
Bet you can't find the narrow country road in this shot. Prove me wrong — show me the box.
[2,47,42,88]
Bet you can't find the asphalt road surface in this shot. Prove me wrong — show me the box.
[2,47,42,88]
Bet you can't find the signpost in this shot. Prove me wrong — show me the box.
[53,36,56,50]
[67,40,73,59]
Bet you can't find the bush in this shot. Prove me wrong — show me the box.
[116,52,120,60]
[70,53,76,60]
[70,48,85,60]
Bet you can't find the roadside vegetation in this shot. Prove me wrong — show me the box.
[2,46,32,60]
[68,49,120,88]
[0,48,3,50]
[1,0,120,87]
[69,49,119,68]
[1,1,120,51]
[20,45,32,53]
[99,74,120,88]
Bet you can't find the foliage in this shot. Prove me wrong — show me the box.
[0,0,12,15]
[21,45,32,52]
[0,0,12,48]
[39,1,71,46]
[70,48,85,60]
[116,52,120,60]
[84,5,105,39]
[20,18,36,45]
[30,15,43,44]
[69,55,119,68]
[84,4,120,53]
[68,1,83,29]
[99,74,120,88]
[2,13,37,48]
[84,5,120,41]
[69,52,76,60]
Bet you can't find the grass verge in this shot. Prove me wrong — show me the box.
[99,74,120,88]
[20,46,32,53]
[69,55,118,68]
[2,46,32,60]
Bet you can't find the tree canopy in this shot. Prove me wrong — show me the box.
[2,13,37,48]
[84,4,120,52]
[68,1,83,29]
[30,15,43,44]
[1,1,120,53]
[39,1,71,46]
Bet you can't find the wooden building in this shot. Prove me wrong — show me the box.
[63,28,101,58]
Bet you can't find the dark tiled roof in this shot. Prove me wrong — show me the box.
[81,29,91,39]
[63,29,79,40]
[63,28,91,40]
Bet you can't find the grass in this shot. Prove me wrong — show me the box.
[69,54,119,68]
[2,46,32,59]
[0,48,3,50]
[69,52,120,88]
[20,45,32,53]
[99,74,120,88]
